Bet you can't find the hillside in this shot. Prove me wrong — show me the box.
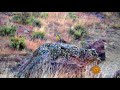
[0,12,120,78]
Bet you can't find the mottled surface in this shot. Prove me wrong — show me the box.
[14,42,102,78]
[0,12,120,78]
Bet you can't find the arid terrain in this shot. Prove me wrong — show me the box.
[0,12,120,78]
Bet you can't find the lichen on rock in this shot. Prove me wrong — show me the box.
[13,41,104,78]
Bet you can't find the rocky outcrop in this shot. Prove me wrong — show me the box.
[13,41,105,78]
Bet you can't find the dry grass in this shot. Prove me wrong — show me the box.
[0,12,103,55]
[27,60,102,78]
[0,56,20,78]
[0,12,110,78]
[40,12,102,43]
[0,36,28,55]
[0,61,16,78]
[0,54,103,78]
[76,12,101,27]
[16,55,102,78]
[25,39,46,52]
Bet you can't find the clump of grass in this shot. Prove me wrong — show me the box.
[12,14,29,25]
[68,25,87,40]
[74,30,82,39]
[12,15,41,27]
[26,16,35,25]
[12,15,21,23]
[9,36,26,50]
[12,15,27,24]
[32,32,45,40]
[68,12,78,21]
[0,26,16,36]
[26,16,41,27]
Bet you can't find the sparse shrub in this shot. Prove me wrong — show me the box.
[12,15,21,23]
[74,25,87,39]
[10,36,26,50]
[0,26,16,36]
[32,32,45,40]
[68,12,78,21]
[12,15,27,24]
[12,15,41,27]
[74,30,82,39]
[26,16,35,25]
[12,13,30,24]
[33,19,41,27]
[26,16,41,27]
[40,12,48,19]
[68,25,87,40]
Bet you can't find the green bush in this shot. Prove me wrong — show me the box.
[10,37,26,50]
[68,12,78,21]
[32,32,45,39]
[40,12,48,19]
[0,26,16,36]
[68,25,87,40]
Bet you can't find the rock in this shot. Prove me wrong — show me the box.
[13,41,104,78]
[91,40,105,61]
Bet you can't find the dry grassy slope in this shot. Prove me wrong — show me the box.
[0,12,102,55]
[99,28,120,78]
[0,12,120,78]
[95,14,120,78]
[0,55,29,78]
